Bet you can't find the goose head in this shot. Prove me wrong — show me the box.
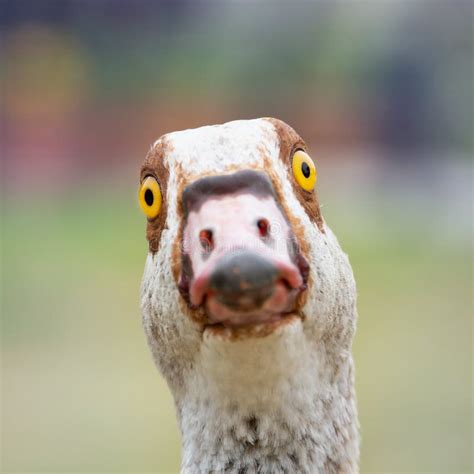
[139,118,358,471]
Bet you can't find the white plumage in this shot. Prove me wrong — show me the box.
[140,118,359,473]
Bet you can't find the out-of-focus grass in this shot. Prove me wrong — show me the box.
[2,187,180,472]
[2,181,472,473]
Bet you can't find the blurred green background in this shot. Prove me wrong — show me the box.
[1,1,472,472]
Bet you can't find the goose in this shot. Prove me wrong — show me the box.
[138,118,359,473]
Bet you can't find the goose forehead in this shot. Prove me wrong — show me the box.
[162,118,279,172]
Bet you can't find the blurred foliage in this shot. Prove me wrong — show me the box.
[2,0,473,154]
[4,25,91,119]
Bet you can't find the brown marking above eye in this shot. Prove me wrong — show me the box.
[264,118,324,233]
[140,137,171,253]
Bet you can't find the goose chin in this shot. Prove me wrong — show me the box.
[203,313,302,339]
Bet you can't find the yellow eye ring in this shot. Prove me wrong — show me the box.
[139,176,162,219]
[292,150,317,192]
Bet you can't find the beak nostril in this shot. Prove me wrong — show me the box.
[257,218,270,238]
[199,229,214,252]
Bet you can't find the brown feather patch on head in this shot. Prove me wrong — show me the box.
[264,118,324,233]
[140,138,171,252]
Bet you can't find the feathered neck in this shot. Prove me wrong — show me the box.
[173,320,359,473]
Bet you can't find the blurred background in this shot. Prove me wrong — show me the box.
[1,1,472,472]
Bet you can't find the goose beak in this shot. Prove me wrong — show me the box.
[178,170,309,329]
[189,250,303,327]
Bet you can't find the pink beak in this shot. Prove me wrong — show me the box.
[178,170,309,328]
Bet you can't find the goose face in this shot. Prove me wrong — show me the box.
[140,118,356,385]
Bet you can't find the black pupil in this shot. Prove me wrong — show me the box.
[301,161,311,178]
[144,189,154,206]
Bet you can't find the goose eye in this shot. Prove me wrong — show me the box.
[139,176,162,219]
[292,150,317,192]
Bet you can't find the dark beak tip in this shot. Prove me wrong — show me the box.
[207,251,280,308]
